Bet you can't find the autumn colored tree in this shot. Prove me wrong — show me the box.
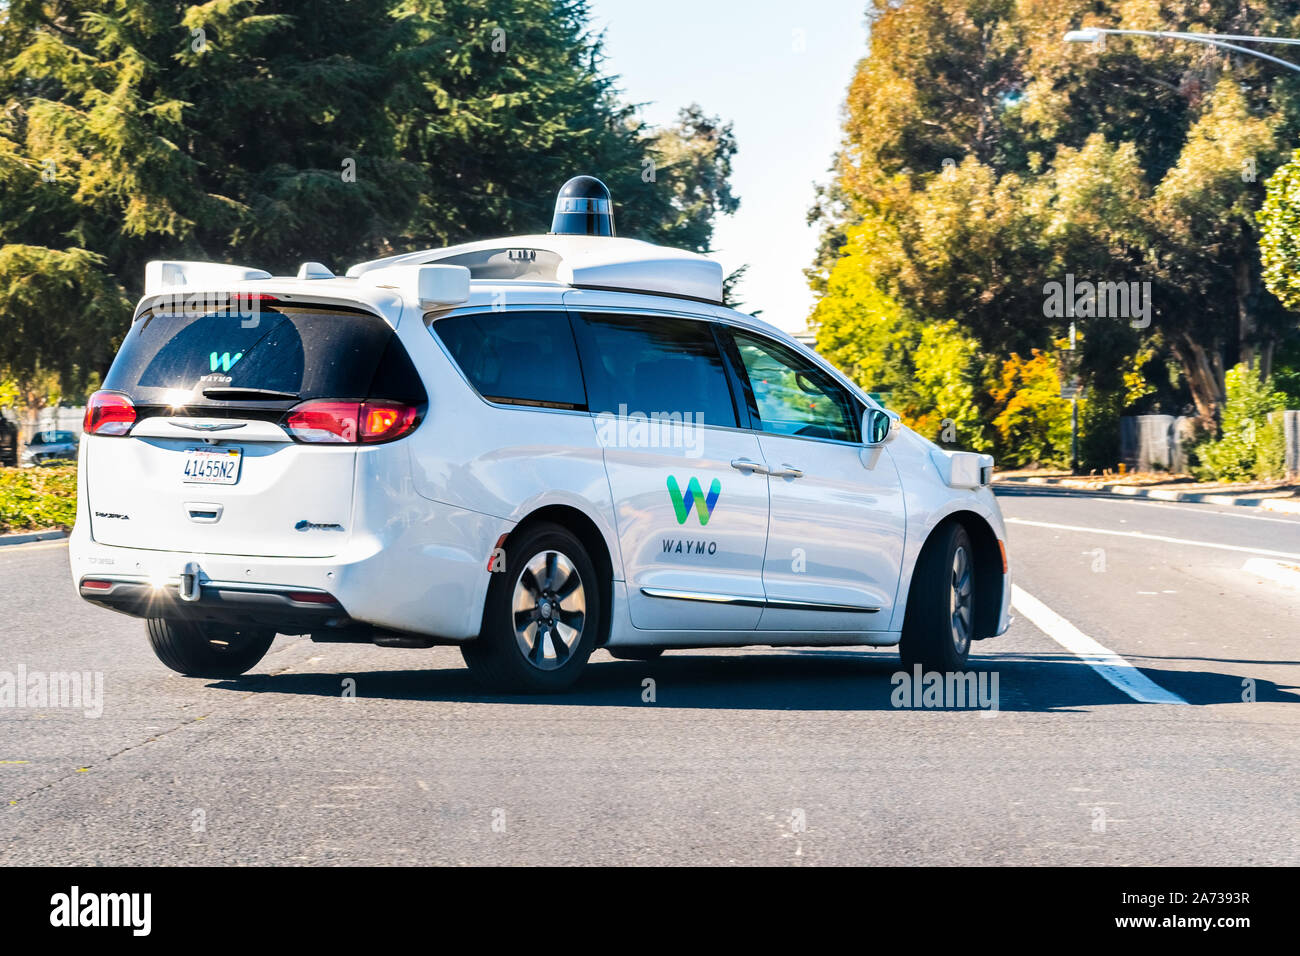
[811,0,1300,441]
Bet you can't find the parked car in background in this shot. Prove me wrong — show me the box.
[23,430,80,466]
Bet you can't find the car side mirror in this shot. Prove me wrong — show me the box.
[863,407,900,446]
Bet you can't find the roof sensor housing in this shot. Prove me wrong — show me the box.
[550,175,615,237]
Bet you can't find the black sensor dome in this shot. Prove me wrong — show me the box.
[550,175,615,237]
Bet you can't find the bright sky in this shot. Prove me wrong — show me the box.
[588,1,871,332]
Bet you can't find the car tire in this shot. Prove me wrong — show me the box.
[462,522,601,693]
[899,522,975,672]
[146,617,275,678]
[607,647,664,661]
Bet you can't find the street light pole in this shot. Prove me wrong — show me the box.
[1063,27,1300,74]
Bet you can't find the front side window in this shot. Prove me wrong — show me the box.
[572,313,739,429]
[432,311,587,410]
[727,329,859,442]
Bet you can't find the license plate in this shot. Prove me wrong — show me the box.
[182,446,242,485]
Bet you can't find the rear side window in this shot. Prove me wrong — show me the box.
[572,313,738,428]
[103,303,425,408]
[432,311,587,409]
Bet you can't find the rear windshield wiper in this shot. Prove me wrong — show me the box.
[201,387,301,402]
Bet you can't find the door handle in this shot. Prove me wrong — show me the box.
[730,458,769,475]
[769,464,804,479]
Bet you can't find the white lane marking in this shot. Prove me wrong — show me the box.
[1005,518,1300,561]
[1010,584,1188,705]
[1113,500,1300,525]
[1241,557,1300,590]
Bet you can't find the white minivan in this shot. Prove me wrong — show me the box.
[69,177,1010,692]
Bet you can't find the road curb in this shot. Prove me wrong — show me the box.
[994,477,1298,508]
[0,529,68,548]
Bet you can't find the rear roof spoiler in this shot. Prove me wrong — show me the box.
[144,261,271,296]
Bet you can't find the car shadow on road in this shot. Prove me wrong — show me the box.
[206,648,1300,711]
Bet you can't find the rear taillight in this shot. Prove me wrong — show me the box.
[284,400,420,444]
[285,401,359,443]
[84,391,136,436]
[361,401,419,442]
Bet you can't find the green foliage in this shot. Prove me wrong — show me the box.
[910,320,991,452]
[1259,148,1300,314]
[0,0,738,401]
[0,464,78,532]
[990,351,1072,468]
[1192,364,1287,481]
[812,0,1300,433]
[0,245,130,398]
[810,227,990,451]
[1273,337,1300,408]
[1078,388,1121,473]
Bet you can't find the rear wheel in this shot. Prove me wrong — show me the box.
[899,523,975,672]
[146,618,275,678]
[461,523,601,693]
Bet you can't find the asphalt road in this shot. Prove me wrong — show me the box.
[1,492,1297,865]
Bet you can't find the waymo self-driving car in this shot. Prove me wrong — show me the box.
[70,176,1010,692]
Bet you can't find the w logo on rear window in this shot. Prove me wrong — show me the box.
[210,351,242,373]
[667,476,721,526]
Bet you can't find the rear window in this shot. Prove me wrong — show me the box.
[432,311,587,410]
[103,303,425,410]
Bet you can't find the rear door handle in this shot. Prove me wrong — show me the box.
[769,464,804,479]
[730,458,769,475]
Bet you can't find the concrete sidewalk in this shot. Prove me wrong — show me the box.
[994,474,1300,513]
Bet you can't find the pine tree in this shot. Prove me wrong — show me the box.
[0,0,740,404]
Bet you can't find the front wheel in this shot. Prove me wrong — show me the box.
[146,618,275,678]
[462,523,602,693]
[899,523,975,672]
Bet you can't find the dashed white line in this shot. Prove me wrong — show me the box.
[1010,584,1187,705]
[1005,517,1300,561]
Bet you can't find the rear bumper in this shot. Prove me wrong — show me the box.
[78,575,345,632]
[68,510,510,641]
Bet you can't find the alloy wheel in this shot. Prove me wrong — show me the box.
[511,550,587,671]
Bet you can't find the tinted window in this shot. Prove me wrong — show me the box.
[103,304,422,408]
[433,311,587,409]
[728,330,859,442]
[573,313,738,428]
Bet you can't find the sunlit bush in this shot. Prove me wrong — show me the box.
[0,464,77,533]
[1191,365,1287,481]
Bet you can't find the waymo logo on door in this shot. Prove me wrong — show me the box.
[667,476,721,525]
[210,351,242,373]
